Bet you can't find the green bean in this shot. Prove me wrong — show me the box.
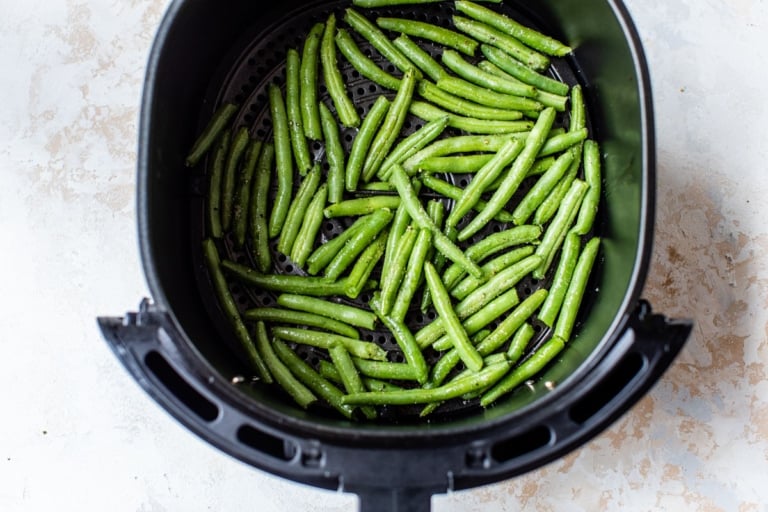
[354,0,501,6]
[534,148,580,226]
[342,360,510,405]
[324,208,393,280]
[379,225,418,314]
[391,34,447,83]
[286,49,313,174]
[329,344,377,419]
[346,95,391,191]
[418,80,525,121]
[416,154,494,174]
[569,84,586,133]
[554,237,600,341]
[278,294,377,330]
[458,107,557,241]
[344,9,422,78]
[290,184,327,269]
[455,1,572,57]
[363,68,419,182]
[363,378,405,393]
[404,134,527,170]
[186,102,239,167]
[391,228,432,322]
[335,28,402,91]
[417,200,445,311]
[277,164,321,255]
[306,214,371,275]
[572,140,601,235]
[201,239,272,382]
[222,126,250,232]
[480,336,566,406]
[538,232,580,327]
[323,195,401,218]
[322,14,360,128]
[446,137,524,227]
[243,307,359,338]
[410,101,533,135]
[450,246,536,300]
[377,17,478,56]
[511,148,575,226]
[441,49,536,97]
[254,322,316,408]
[233,140,262,248]
[480,44,570,96]
[272,339,355,419]
[207,132,230,239]
[352,358,422,382]
[437,75,543,113]
[249,142,274,272]
[272,326,388,362]
[378,115,450,180]
[538,128,588,157]
[380,203,412,284]
[267,84,294,238]
[361,181,396,192]
[221,259,354,296]
[389,165,483,279]
[345,228,388,298]
[535,90,568,112]
[421,174,518,222]
[369,295,429,384]
[533,179,588,279]
[300,23,325,141]
[452,16,550,72]
[506,322,535,364]
[318,359,343,384]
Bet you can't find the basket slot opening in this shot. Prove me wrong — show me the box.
[144,351,219,422]
[490,425,552,463]
[236,424,298,462]
[568,351,645,425]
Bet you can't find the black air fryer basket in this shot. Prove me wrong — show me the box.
[99,0,692,510]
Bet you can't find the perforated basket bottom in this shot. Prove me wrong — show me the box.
[189,0,597,422]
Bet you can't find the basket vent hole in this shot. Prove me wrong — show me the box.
[144,351,219,422]
[490,425,552,463]
[237,424,297,462]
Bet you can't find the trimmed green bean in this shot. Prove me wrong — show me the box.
[345,228,388,299]
[418,200,445,312]
[511,148,575,226]
[306,214,372,275]
[272,339,355,419]
[222,126,250,232]
[346,95,391,191]
[363,378,405,393]
[417,154,494,174]
[249,142,274,272]
[272,326,388,361]
[391,228,432,323]
[243,307,359,338]
[420,175,516,223]
[207,132,230,239]
[324,208,393,280]
[363,68,419,182]
[254,322,316,408]
[361,181,396,192]
[569,84,586,133]
[538,128,588,157]
[267,84,294,238]
[352,358,422,382]
[389,165,484,279]
[378,115,450,180]
[322,14,360,128]
[437,75,542,112]
[335,28,402,91]
[186,102,239,167]
[450,246,536,300]
[369,295,429,384]
[391,34,447,83]
[404,133,527,170]
[221,259,354,297]
[201,239,272,382]
[290,184,327,269]
[533,179,588,279]
[379,225,418,314]
[411,101,533,135]
[458,107,557,241]
[480,336,566,406]
[480,44,570,96]
[418,80,525,121]
[323,195,401,218]
[286,48,313,174]
[277,164,321,255]
[318,359,343,384]
[538,231,580,327]
[441,49,536,97]
[507,322,535,363]
[455,1,572,57]
[572,140,601,235]
[278,294,377,330]
[554,237,600,341]
[535,90,569,112]
[233,140,262,248]
[329,344,377,419]
[452,16,550,72]
[377,17,478,56]
[380,202,412,283]
[534,148,580,226]
[300,23,325,141]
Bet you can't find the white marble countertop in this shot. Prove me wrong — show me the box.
[1,1,767,510]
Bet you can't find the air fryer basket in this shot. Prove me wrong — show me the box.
[99,0,692,510]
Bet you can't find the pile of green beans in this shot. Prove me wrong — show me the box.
[186,0,602,420]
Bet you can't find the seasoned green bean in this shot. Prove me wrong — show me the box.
[418,80,525,121]
[369,295,429,384]
[352,358,422,382]
[277,164,321,255]
[207,132,230,239]
[319,102,345,204]
[361,181,397,192]
[437,75,543,112]
[222,126,250,232]
[391,34,447,83]
[345,228,388,299]
[267,84,294,238]
[450,246,537,300]
[452,16,550,71]
[569,84,586,133]
[300,23,325,141]
[420,174,516,223]
[322,14,360,128]
[233,140,262,248]
[324,207,393,280]
[272,326,388,361]
[290,184,327,268]
[480,44,570,96]
[379,225,418,314]
[554,237,600,341]
[378,115,450,180]
[249,141,274,272]
[221,259,355,297]
[416,154,494,174]
[202,239,272,382]
[538,128,588,157]
[404,133,528,170]
[377,17,478,56]
[335,28,402,91]
[243,307,359,338]
[306,214,371,275]
[286,48,313,174]
[511,148,575,226]
[441,49,536,97]
[538,231,580,327]
[572,140,601,235]
[534,148,580,226]
[506,322,535,363]
[391,228,432,322]
[323,195,401,218]
[346,95,391,191]
[278,294,377,330]
[380,202,412,283]
[254,322,316,408]
[329,344,377,419]
[186,102,239,167]
[410,101,533,135]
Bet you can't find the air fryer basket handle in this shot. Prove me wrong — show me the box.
[354,487,435,512]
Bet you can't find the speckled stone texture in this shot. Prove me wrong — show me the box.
[1,1,766,511]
